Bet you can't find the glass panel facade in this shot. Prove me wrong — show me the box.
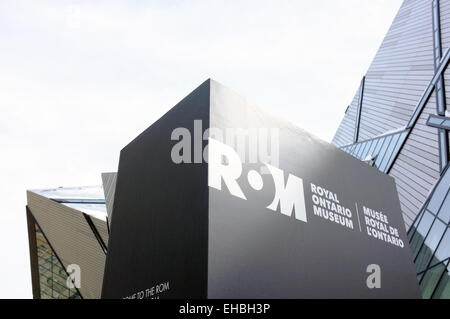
[432,260,450,299]
[374,136,392,168]
[415,219,446,273]
[379,133,400,172]
[408,208,425,241]
[334,0,450,300]
[342,131,450,299]
[436,189,450,224]
[410,211,434,258]
[419,261,447,299]
[35,224,81,299]
[344,137,450,299]
[340,130,408,173]
[434,229,450,263]
[408,164,450,299]
[427,174,450,214]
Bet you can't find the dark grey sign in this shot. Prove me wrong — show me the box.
[101,79,420,299]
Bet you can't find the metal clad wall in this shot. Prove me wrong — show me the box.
[333,0,435,146]
[91,217,109,247]
[27,191,106,299]
[360,0,434,141]
[331,86,360,146]
[333,0,445,230]
[390,92,441,229]
[440,0,450,50]
[101,172,117,228]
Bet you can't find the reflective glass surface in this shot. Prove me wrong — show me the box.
[340,129,408,173]
[35,224,81,299]
[408,165,450,299]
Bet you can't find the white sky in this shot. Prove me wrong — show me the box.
[0,0,402,298]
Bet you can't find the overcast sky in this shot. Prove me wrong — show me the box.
[0,0,403,298]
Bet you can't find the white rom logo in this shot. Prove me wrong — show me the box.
[208,138,307,223]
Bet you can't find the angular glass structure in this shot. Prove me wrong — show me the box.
[26,186,109,299]
[35,224,81,299]
[333,0,450,298]
[408,165,450,298]
[341,129,409,173]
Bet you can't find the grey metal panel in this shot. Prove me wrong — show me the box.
[390,163,432,195]
[101,172,117,228]
[336,0,450,232]
[394,185,423,220]
[393,156,438,186]
[389,94,441,229]
[333,0,450,234]
[403,139,440,163]
[390,170,429,207]
[410,122,440,135]
[27,191,106,299]
[333,0,436,145]
[354,77,365,143]
[396,152,440,181]
[393,148,439,182]
[91,216,109,247]
[331,87,360,147]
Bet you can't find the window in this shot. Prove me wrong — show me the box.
[340,129,408,173]
[35,224,81,299]
[431,260,450,299]
[408,164,450,299]
[415,219,446,273]
[419,261,448,299]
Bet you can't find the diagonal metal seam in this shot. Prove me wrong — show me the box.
[106,215,111,236]
[340,127,409,149]
[379,132,406,173]
[350,3,450,175]
[406,48,450,130]
[83,213,107,255]
[51,198,105,204]
[339,129,409,175]
[26,206,84,299]
[354,76,365,143]
[385,47,450,175]
[337,3,450,297]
